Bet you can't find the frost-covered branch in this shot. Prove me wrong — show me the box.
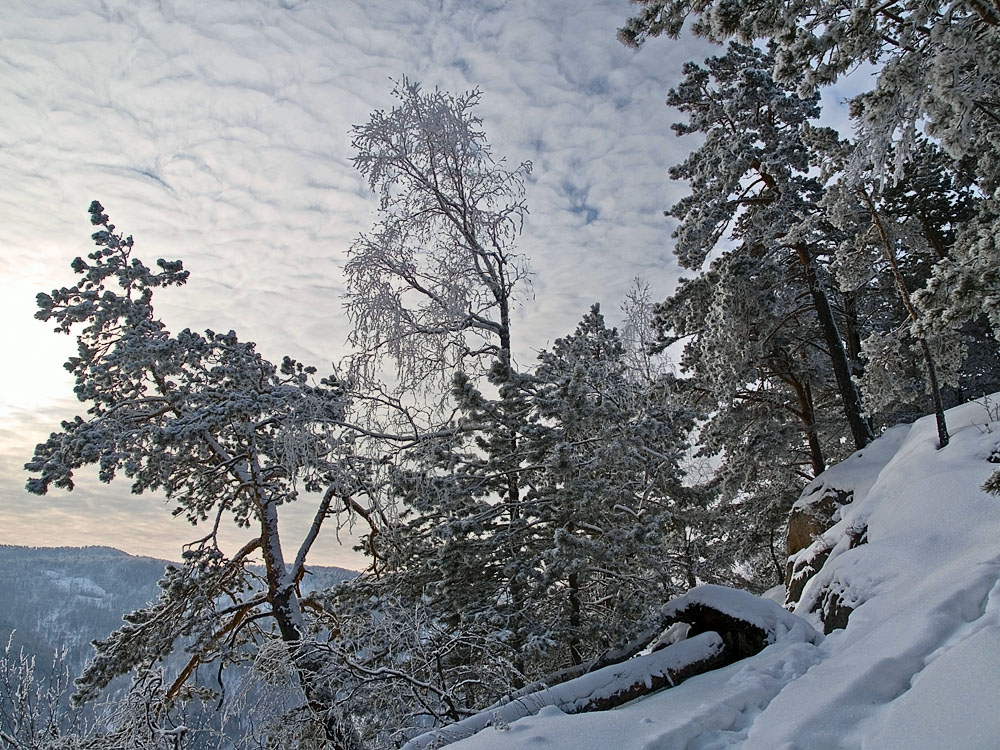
[346,79,531,400]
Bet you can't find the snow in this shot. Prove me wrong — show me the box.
[443,397,1000,750]
[660,585,822,646]
[403,633,727,750]
[43,568,109,598]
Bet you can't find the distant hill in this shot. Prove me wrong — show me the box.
[0,544,357,674]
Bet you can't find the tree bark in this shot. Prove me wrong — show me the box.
[794,243,875,451]
[858,189,949,448]
[790,376,826,477]
[259,497,361,750]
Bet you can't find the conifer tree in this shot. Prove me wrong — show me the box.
[634,43,889,583]
[27,202,362,748]
[662,42,872,454]
[518,304,696,667]
[620,0,1000,192]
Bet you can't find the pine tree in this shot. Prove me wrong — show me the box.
[518,304,696,667]
[681,44,870,446]
[620,0,1000,192]
[637,44,884,582]
[27,202,361,748]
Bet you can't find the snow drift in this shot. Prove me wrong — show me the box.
[440,396,1000,750]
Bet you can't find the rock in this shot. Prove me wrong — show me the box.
[662,585,821,653]
[786,486,854,558]
[785,542,833,607]
[811,587,855,634]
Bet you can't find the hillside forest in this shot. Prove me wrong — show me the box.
[6,0,1000,747]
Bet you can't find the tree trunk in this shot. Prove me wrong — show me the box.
[682,533,698,590]
[496,304,529,684]
[858,189,949,448]
[260,497,361,750]
[794,243,875,451]
[791,377,826,477]
[568,571,582,666]
[842,291,864,375]
[918,336,951,449]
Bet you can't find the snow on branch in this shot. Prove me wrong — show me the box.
[400,632,726,750]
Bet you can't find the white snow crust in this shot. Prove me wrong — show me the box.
[660,584,822,646]
[445,397,1000,750]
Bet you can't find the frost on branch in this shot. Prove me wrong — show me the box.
[345,79,532,397]
[26,203,363,746]
[620,0,1000,190]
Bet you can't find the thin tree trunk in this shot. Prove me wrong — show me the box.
[683,533,698,590]
[918,336,951,449]
[790,377,826,477]
[842,291,865,375]
[568,571,582,666]
[858,189,949,448]
[497,298,529,685]
[768,524,784,586]
[259,497,362,750]
[793,243,875,451]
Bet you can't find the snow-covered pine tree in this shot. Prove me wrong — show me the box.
[654,253,843,586]
[321,305,701,750]
[517,304,698,669]
[663,42,871,453]
[619,0,1000,192]
[640,43,878,585]
[820,138,992,446]
[912,186,1000,491]
[26,202,362,748]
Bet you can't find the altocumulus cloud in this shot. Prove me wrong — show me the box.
[0,0,712,568]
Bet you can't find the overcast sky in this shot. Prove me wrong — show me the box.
[0,0,724,568]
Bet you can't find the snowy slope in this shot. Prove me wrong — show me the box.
[445,397,1000,750]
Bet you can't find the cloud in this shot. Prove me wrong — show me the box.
[0,0,716,567]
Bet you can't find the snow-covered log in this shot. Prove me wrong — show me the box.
[405,586,820,750]
[400,632,725,750]
[661,585,822,651]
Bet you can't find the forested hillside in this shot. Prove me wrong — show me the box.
[0,546,165,675]
[0,545,354,674]
[4,0,999,746]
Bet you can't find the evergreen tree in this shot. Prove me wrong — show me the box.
[328,79,539,746]
[619,0,1000,192]
[322,306,698,748]
[644,44,875,584]
[667,43,871,446]
[519,304,696,667]
[27,203,361,748]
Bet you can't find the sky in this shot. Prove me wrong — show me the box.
[0,0,721,569]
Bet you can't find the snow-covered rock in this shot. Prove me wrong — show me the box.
[662,584,821,648]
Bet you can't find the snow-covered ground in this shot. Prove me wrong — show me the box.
[444,397,1000,749]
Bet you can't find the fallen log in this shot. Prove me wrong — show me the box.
[402,586,821,750]
[400,632,726,750]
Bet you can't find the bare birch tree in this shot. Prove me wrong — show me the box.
[345,78,532,403]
